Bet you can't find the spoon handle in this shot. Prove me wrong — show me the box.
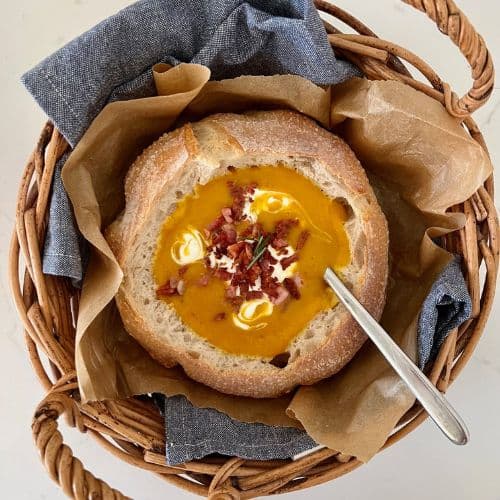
[324,267,469,445]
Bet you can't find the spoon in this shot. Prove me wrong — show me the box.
[323,267,469,445]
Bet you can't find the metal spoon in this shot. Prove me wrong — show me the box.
[323,267,469,445]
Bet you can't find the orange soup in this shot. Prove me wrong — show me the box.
[153,165,350,358]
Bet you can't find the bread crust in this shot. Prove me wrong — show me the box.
[106,110,388,398]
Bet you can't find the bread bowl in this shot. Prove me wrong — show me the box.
[106,110,388,398]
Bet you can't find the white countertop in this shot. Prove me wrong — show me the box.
[1,1,499,499]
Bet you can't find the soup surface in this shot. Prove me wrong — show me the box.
[153,165,351,358]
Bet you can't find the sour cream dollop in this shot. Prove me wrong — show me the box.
[170,227,205,265]
[232,298,273,331]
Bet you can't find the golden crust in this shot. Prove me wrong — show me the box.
[106,110,389,398]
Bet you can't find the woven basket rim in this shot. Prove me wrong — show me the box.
[10,1,498,499]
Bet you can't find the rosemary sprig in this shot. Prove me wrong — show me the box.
[247,234,271,269]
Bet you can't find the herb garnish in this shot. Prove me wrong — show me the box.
[247,234,271,269]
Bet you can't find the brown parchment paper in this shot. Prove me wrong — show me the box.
[62,65,492,461]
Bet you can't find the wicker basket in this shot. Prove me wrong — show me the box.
[10,0,498,498]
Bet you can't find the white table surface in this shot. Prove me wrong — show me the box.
[1,1,499,499]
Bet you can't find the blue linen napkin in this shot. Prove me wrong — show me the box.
[161,395,317,464]
[22,0,359,282]
[22,0,472,465]
[417,257,472,369]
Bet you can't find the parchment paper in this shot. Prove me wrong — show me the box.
[62,64,492,461]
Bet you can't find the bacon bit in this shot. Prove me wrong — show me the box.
[236,248,251,267]
[246,290,264,300]
[228,296,244,311]
[283,277,301,299]
[246,182,258,195]
[225,286,238,299]
[156,277,180,297]
[262,249,277,265]
[260,257,271,273]
[272,237,288,249]
[292,273,303,289]
[241,223,263,239]
[227,241,245,259]
[239,282,249,295]
[156,283,177,297]
[176,280,186,295]
[221,207,233,223]
[275,219,299,239]
[214,312,226,321]
[246,263,261,284]
[244,242,254,259]
[228,182,247,222]
[272,286,290,305]
[261,275,279,298]
[206,215,225,232]
[296,230,310,250]
[221,224,237,244]
[230,270,244,286]
[215,269,232,281]
[178,265,189,277]
[198,274,210,286]
[281,254,298,269]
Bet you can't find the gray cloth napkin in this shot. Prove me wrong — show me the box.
[22,0,472,465]
[22,0,359,282]
[161,395,317,464]
[418,257,472,368]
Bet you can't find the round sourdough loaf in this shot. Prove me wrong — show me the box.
[105,110,388,398]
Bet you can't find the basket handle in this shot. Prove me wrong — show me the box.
[32,390,128,500]
[402,0,493,116]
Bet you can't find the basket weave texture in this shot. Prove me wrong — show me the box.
[10,1,498,499]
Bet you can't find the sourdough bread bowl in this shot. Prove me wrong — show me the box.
[105,110,388,398]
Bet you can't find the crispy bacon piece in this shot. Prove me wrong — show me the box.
[281,253,298,269]
[214,269,232,281]
[206,215,225,232]
[228,181,247,221]
[241,222,263,239]
[178,265,189,277]
[246,263,261,284]
[283,277,300,299]
[296,230,310,250]
[228,296,244,311]
[272,286,290,305]
[246,290,264,300]
[214,312,226,321]
[275,218,298,239]
[156,277,179,297]
[221,207,233,223]
[260,257,271,273]
[221,223,237,244]
[227,241,246,259]
[272,237,288,249]
[262,249,277,265]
